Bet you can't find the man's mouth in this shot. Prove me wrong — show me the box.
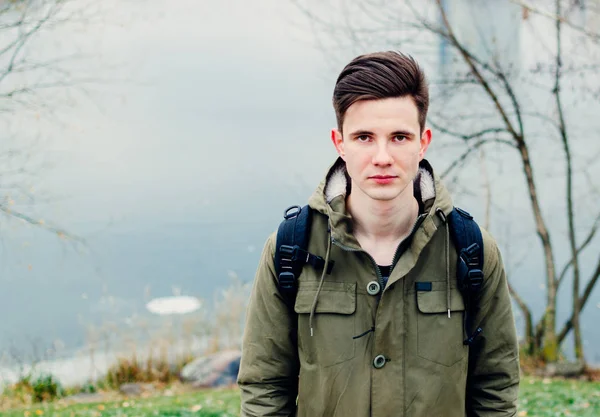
[369,175,397,184]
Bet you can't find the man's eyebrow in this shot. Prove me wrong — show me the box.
[390,130,416,137]
[347,129,417,137]
[348,130,374,137]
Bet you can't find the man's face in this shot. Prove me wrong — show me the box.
[331,96,432,203]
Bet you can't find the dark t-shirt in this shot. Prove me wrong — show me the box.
[379,265,392,288]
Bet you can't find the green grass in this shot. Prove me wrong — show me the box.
[0,389,240,417]
[0,377,598,416]
[518,377,600,416]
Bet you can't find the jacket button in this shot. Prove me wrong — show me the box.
[367,281,381,295]
[373,355,387,369]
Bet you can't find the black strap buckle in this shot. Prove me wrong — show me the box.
[278,271,296,292]
[279,244,334,281]
[467,269,484,291]
[280,244,299,260]
[463,243,481,265]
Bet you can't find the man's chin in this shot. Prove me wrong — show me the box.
[365,192,399,202]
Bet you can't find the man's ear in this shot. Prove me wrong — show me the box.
[331,128,345,159]
[419,127,432,160]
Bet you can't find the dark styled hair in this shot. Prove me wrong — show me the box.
[332,51,429,133]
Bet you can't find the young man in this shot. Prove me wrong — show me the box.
[238,51,520,417]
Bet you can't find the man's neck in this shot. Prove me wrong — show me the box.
[347,184,420,244]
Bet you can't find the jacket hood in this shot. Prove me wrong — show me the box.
[307,157,454,251]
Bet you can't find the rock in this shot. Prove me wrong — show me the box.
[63,392,106,403]
[119,382,155,396]
[180,350,241,388]
[543,360,585,378]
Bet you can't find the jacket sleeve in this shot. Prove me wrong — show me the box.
[238,233,299,417]
[466,230,520,417]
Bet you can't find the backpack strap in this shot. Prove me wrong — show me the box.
[447,207,485,345]
[274,205,332,308]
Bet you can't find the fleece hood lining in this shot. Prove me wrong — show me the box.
[324,164,436,205]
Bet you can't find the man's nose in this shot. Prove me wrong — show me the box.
[372,142,393,165]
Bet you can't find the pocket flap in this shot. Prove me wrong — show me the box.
[417,288,465,313]
[294,281,356,315]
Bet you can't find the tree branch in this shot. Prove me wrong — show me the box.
[552,0,584,359]
[428,121,510,142]
[557,254,600,344]
[0,1,60,85]
[0,203,82,243]
[433,0,523,143]
[557,211,600,288]
[440,137,515,180]
[511,0,600,41]
[508,281,534,353]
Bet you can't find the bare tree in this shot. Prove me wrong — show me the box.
[290,0,600,364]
[0,0,102,243]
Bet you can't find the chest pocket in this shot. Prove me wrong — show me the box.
[416,287,467,367]
[294,281,356,367]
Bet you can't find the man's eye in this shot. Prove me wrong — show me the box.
[394,135,407,142]
[357,135,370,142]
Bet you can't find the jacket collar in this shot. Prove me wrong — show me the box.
[308,157,453,251]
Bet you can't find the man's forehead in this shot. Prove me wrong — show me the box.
[343,97,420,127]
[343,114,420,136]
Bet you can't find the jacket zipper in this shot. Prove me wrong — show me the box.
[331,237,384,290]
[390,213,428,267]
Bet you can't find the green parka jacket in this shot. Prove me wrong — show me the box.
[238,158,520,417]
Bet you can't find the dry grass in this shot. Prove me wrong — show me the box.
[102,349,195,388]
